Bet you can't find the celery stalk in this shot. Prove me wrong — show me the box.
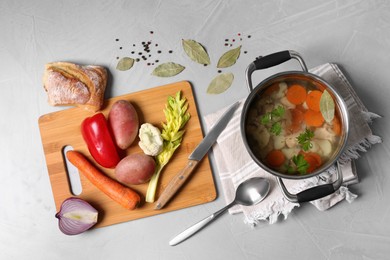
[145,91,190,203]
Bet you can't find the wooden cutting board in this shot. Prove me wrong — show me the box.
[39,81,216,228]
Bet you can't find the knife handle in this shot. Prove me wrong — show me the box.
[154,159,199,210]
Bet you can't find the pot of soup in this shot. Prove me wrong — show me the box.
[241,50,349,203]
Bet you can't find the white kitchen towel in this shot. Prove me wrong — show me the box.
[204,63,381,225]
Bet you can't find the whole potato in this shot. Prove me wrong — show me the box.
[108,100,139,150]
[115,154,156,185]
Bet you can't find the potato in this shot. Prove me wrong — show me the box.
[282,147,300,160]
[316,139,333,158]
[115,154,156,185]
[273,135,286,150]
[108,100,139,150]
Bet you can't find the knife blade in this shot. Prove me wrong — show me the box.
[154,101,240,210]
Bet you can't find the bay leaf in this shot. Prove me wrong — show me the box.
[217,45,241,68]
[207,73,234,94]
[182,39,210,65]
[151,62,185,77]
[116,57,134,71]
[320,90,335,123]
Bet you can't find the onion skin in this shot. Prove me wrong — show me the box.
[55,197,98,235]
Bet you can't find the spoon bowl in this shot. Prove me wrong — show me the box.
[235,177,270,206]
[169,177,270,246]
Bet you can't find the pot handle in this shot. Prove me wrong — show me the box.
[276,161,343,203]
[246,50,308,92]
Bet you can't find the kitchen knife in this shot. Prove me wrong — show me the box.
[154,101,240,210]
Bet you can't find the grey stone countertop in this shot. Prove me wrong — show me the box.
[1,1,389,259]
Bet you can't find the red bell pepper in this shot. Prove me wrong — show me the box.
[81,113,120,168]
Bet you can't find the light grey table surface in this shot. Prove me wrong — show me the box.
[1,1,389,259]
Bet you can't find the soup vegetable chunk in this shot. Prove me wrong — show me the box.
[245,80,342,176]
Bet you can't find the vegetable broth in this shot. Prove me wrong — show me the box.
[245,77,343,176]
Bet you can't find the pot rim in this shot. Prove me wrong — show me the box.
[240,70,350,180]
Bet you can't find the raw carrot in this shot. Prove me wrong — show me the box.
[306,90,322,112]
[266,149,286,167]
[66,150,140,210]
[286,84,307,105]
[331,116,341,136]
[304,109,324,127]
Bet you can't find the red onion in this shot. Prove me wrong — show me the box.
[55,197,98,235]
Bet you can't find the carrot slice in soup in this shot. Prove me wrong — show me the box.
[331,116,342,136]
[304,155,319,173]
[301,152,322,173]
[266,150,286,167]
[306,152,322,166]
[286,84,307,105]
[304,110,324,127]
[306,90,322,112]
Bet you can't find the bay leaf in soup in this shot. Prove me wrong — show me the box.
[151,62,185,77]
[217,46,241,68]
[207,73,234,94]
[320,90,335,123]
[182,39,210,65]
[116,57,135,71]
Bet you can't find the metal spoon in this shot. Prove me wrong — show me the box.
[169,177,270,246]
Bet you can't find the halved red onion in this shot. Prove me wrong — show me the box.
[55,197,98,235]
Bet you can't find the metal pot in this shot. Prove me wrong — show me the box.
[241,50,349,203]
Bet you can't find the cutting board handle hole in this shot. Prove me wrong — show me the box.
[62,145,82,196]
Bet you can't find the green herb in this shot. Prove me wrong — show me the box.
[292,154,309,174]
[260,106,285,135]
[270,122,282,135]
[116,57,135,71]
[145,91,191,203]
[272,106,285,117]
[217,46,241,68]
[297,128,314,151]
[207,73,234,94]
[260,113,271,125]
[182,39,210,65]
[151,62,185,77]
[260,106,285,123]
[285,164,295,174]
[320,90,335,123]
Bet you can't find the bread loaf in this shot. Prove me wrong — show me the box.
[43,62,107,112]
